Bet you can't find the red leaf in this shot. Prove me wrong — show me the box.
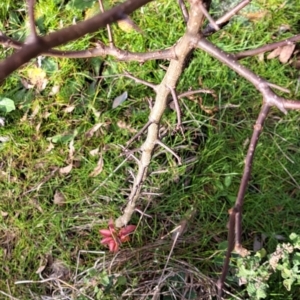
[99,229,112,237]
[101,237,114,245]
[108,240,119,252]
[119,225,136,236]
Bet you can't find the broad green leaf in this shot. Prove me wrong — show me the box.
[224,174,232,187]
[0,98,15,113]
[48,130,77,144]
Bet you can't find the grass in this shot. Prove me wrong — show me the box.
[1,0,300,298]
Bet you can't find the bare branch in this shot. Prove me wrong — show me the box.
[155,139,182,165]
[0,32,175,62]
[126,120,153,147]
[197,38,300,113]
[98,0,114,47]
[177,0,189,23]
[235,34,300,60]
[199,2,220,31]
[124,71,158,90]
[217,103,270,296]
[0,0,153,81]
[203,0,251,36]
[115,0,209,228]
[167,84,183,132]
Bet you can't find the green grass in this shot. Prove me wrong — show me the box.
[1,0,300,298]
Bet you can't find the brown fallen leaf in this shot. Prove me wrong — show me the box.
[117,120,137,133]
[89,155,103,177]
[1,211,8,217]
[68,140,75,161]
[267,44,295,64]
[85,123,104,138]
[89,148,100,156]
[45,142,55,153]
[279,43,295,63]
[49,85,60,96]
[267,47,282,60]
[240,10,268,22]
[53,190,65,206]
[63,105,75,113]
[59,163,73,175]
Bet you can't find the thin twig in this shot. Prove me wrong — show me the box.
[155,139,182,165]
[0,32,175,61]
[199,2,220,31]
[178,88,217,99]
[126,120,153,147]
[216,0,251,26]
[267,82,290,94]
[98,0,114,47]
[202,0,251,36]
[235,34,300,60]
[167,84,183,132]
[177,0,189,23]
[124,71,158,91]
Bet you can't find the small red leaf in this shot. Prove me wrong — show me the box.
[109,240,119,252]
[119,225,136,236]
[99,229,112,237]
[101,237,114,245]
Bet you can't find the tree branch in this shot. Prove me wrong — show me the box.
[115,0,209,228]
[0,0,153,81]
[235,34,300,60]
[0,32,175,62]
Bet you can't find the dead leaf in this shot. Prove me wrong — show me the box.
[45,142,55,153]
[267,47,282,60]
[68,140,75,161]
[29,102,40,120]
[49,259,70,280]
[59,163,73,175]
[53,190,65,206]
[63,105,75,113]
[85,123,103,138]
[89,148,100,156]
[49,85,60,96]
[117,120,137,133]
[89,155,103,177]
[1,211,8,217]
[43,111,51,119]
[279,43,295,63]
[0,136,10,143]
[267,44,296,63]
[29,198,44,213]
[240,11,268,22]
[36,254,52,275]
[235,244,250,257]
[277,24,291,34]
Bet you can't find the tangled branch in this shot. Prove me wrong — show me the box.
[1,0,300,298]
